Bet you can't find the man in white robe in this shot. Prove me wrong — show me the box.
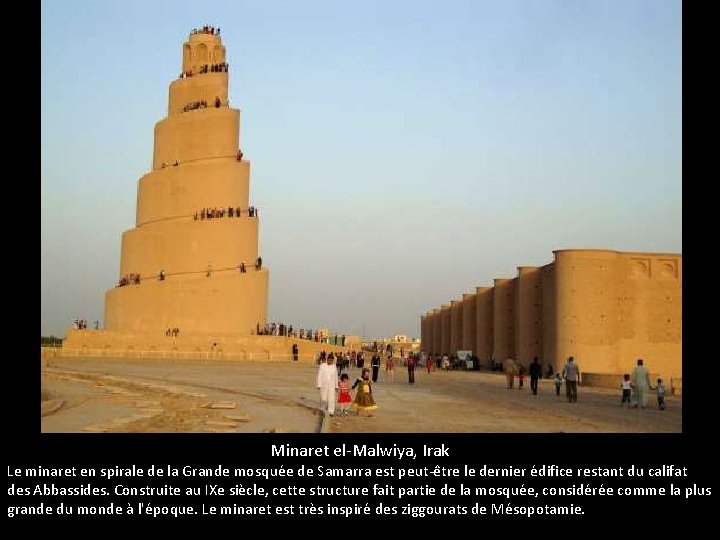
[631,358,651,408]
[504,357,518,389]
[316,355,338,416]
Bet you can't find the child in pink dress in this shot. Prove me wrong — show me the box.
[337,373,352,415]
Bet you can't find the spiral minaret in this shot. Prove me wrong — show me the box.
[104,28,268,335]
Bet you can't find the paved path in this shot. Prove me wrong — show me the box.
[41,358,681,433]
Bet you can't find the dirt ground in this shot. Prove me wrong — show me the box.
[41,358,681,433]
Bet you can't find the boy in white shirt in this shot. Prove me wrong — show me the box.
[621,374,632,408]
[654,378,666,410]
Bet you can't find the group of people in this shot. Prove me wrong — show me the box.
[500,355,667,410]
[255,325,342,344]
[257,322,296,337]
[425,352,486,371]
[73,318,91,330]
[317,350,365,373]
[182,100,208,112]
[256,322,280,336]
[314,348,670,418]
[366,351,420,384]
[620,359,666,410]
[316,354,377,417]
[326,335,347,346]
[560,356,665,409]
[198,63,228,74]
[160,160,179,168]
[194,206,258,220]
[501,356,571,401]
[191,25,220,36]
[164,327,180,337]
[179,63,230,79]
[182,96,226,113]
[317,350,364,370]
[118,273,141,287]
[314,349,431,417]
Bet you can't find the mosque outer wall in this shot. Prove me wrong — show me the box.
[420,313,430,356]
[461,293,476,351]
[450,300,462,355]
[492,278,516,362]
[421,249,682,382]
[516,266,543,365]
[475,287,493,365]
[424,311,433,356]
[541,262,557,373]
[431,309,441,356]
[440,305,451,356]
[425,312,436,356]
[421,313,429,355]
[553,250,682,379]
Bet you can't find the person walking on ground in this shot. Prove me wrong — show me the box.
[562,356,580,402]
[371,353,381,383]
[529,357,542,395]
[653,378,666,410]
[407,354,416,385]
[631,358,651,408]
[426,355,433,374]
[518,365,525,390]
[385,353,394,382]
[554,372,562,396]
[316,355,338,416]
[352,368,377,416]
[337,374,352,416]
[621,374,632,408]
[504,357,518,389]
[336,353,345,376]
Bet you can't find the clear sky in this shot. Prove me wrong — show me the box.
[41,0,682,340]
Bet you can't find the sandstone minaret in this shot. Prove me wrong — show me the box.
[104,27,268,335]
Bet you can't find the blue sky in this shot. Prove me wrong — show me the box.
[41,0,682,339]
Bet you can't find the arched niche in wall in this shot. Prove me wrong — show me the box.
[183,44,191,69]
[632,259,649,278]
[196,43,208,64]
[213,45,223,63]
[659,260,678,279]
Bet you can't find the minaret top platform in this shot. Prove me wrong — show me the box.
[188,33,221,44]
[189,25,221,38]
[182,26,227,76]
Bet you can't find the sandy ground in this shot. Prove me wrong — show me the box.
[41,358,681,433]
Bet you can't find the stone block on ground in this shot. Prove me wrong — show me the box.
[222,413,250,422]
[206,401,237,409]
